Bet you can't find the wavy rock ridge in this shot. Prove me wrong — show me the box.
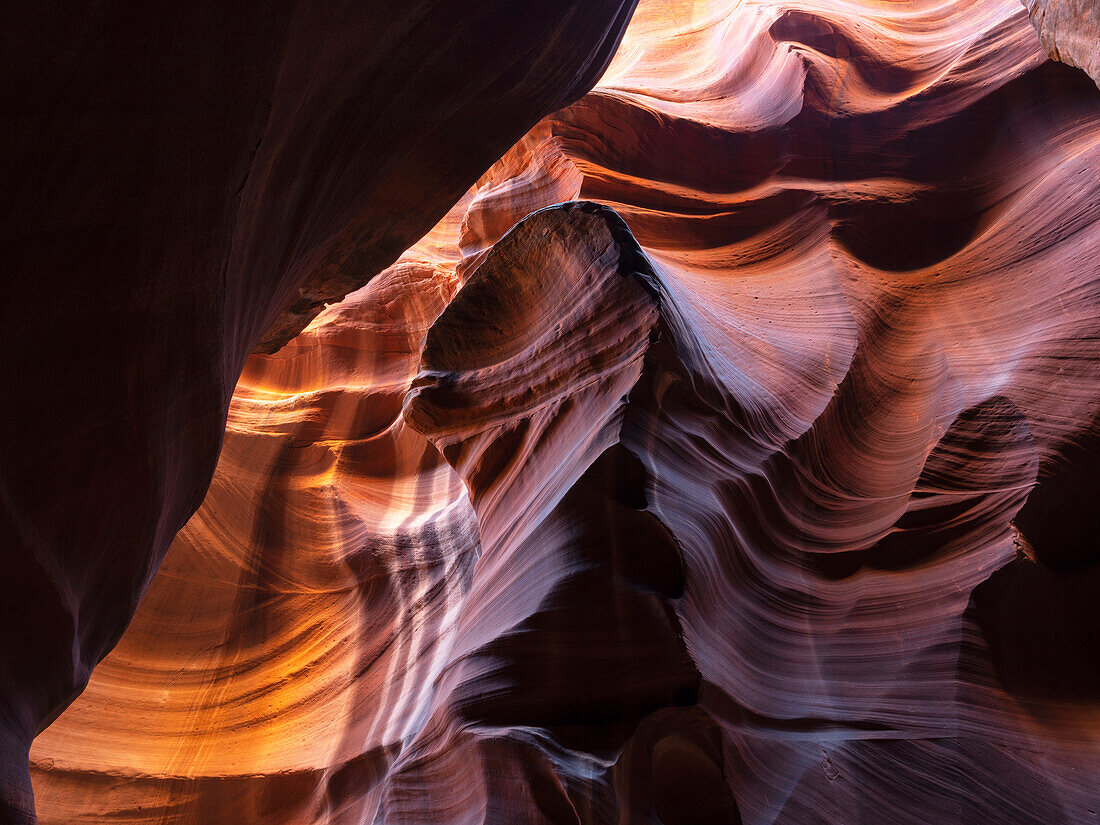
[0,2,637,822]
[24,0,1100,823]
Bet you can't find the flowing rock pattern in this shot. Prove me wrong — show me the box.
[24,0,1100,823]
[0,2,636,822]
[31,200,483,824]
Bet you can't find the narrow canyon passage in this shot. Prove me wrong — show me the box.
[9,0,1100,823]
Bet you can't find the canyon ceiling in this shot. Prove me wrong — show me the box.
[3,1,1099,824]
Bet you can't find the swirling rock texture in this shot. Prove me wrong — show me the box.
[20,0,1100,823]
[0,2,637,822]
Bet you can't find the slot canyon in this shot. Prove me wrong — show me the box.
[2,1,1099,823]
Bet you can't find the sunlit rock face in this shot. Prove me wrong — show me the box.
[1024,0,1100,88]
[27,0,1100,823]
[0,3,637,822]
[30,201,483,825]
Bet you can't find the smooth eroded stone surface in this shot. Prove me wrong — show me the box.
[0,2,638,822]
[26,0,1100,822]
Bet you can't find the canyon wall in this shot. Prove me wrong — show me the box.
[1024,0,1100,87]
[16,0,1100,823]
[0,2,637,822]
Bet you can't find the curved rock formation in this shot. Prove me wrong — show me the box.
[1024,0,1100,88]
[0,3,637,821]
[29,198,482,824]
[23,0,1100,823]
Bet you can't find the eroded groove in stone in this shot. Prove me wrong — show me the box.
[0,3,639,821]
[24,1,1100,823]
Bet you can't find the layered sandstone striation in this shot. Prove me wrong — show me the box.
[0,2,637,822]
[1024,0,1100,88]
[18,0,1100,823]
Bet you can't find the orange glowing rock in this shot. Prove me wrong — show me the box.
[0,3,638,822]
[18,1,1100,823]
